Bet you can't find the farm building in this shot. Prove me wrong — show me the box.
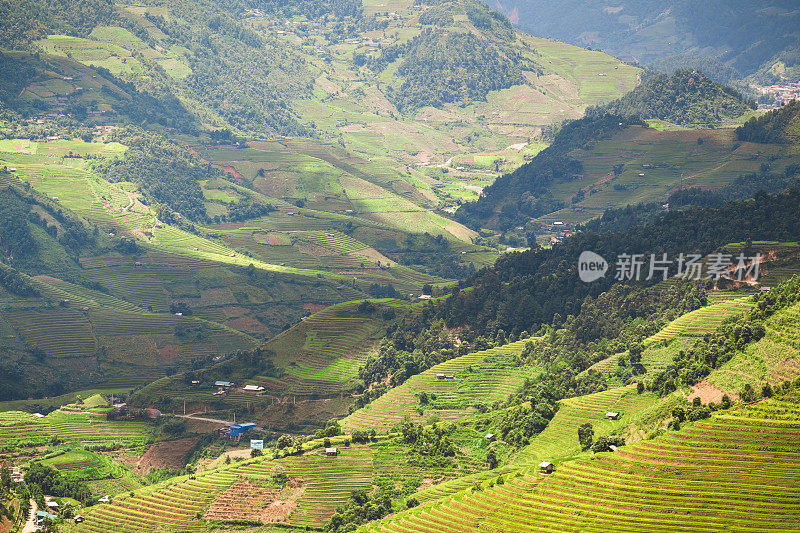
[445,375,454,380]
[243,384,265,392]
[98,495,110,503]
[609,444,618,452]
[326,447,338,456]
[539,461,554,474]
[228,422,257,437]
[215,381,234,388]
[37,511,58,526]
[605,412,620,420]
[436,373,446,380]
[418,294,432,300]
[485,433,496,442]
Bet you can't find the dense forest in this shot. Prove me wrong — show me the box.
[393,29,524,112]
[447,187,800,338]
[596,69,755,126]
[383,0,535,112]
[0,0,114,48]
[736,100,800,145]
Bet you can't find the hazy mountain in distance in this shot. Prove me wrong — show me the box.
[500,0,800,83]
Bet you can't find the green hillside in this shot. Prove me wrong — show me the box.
[599,69,756,127]
[456,103,800,233]
[363,391,800,532]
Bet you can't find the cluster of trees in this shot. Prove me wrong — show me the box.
[493,398,558,446]
[596,69,756,127]
[399,418,458,461]
[0,188,37,261]
[325,482,398,533]
[379,232,476,279]
[0,0,114,48]
[24,462,92,505]
[393,29,525,112]
[736,100,800,145]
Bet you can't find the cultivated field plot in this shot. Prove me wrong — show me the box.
[0,410,148,447]
[342,339,540,431]
[2,308,97,358]
[710,301,800,393]
[72,445,373,532]
[365,395,800,532]
[587,294,754,383]
[647,296,754,343]
[263,302,387,385]
[541,126,800,219]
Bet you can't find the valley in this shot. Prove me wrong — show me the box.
[1,1,800,532]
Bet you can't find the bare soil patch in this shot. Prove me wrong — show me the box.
[134,437,198,475]
[688,379,736,404]
[203,477,304,523]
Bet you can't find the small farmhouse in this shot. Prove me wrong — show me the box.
[539,461,554,474]
[326,447,338,456]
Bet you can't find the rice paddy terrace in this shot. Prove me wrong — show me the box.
[68,444,375,532]
[0,410,149,447]
[709,298,800,393]
[587,294,755,383]
[342,338,540,432]
[362,393,800,532]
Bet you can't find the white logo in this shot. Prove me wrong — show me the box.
[578,251,608,282]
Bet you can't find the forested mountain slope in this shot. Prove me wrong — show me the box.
[506,0,800,84]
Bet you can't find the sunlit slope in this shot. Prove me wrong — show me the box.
[363,394,800,532]
[342,339,540,432]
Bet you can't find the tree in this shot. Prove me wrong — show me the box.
[486,448,498,469]
[578,422,594,450]
[671,406,686,423]
[762,383,774,398]
[637,381,645,394]
[0,463,10,488]
[721,394,731,409]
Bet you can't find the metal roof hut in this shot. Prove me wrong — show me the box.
[538,461,554,474]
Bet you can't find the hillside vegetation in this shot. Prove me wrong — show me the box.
[598,69,756,127]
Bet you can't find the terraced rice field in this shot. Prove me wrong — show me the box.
[291,230,368,253]
[342,339,539,432]
[264,302,387,386]
[0,410,148,446]
[2,309,97,357]
[412,385,674,504]
[363,395,800,532]
[588,295,755,381]
[710,301,800,393]
[647,296,753,343]
[72,445,373,532]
